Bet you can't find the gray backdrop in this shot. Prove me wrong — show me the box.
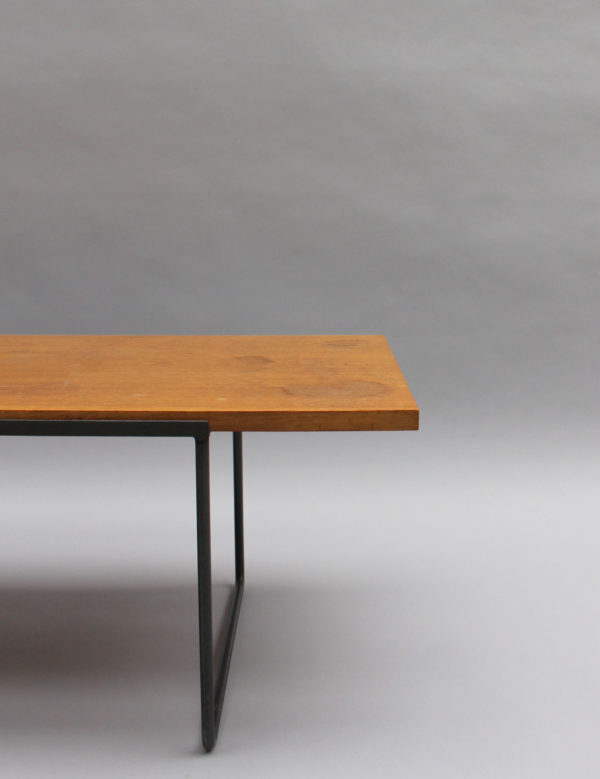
[1,2,598,777]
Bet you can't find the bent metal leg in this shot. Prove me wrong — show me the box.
[0,419,244,753]
[196,431,245,752]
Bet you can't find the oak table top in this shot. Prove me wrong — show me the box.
[0,335,418,432]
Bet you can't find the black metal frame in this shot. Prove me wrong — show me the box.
[0,419,243,753]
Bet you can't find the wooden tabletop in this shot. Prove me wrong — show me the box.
[0,335,418,432]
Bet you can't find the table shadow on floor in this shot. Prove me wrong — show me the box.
[0,578,423,753]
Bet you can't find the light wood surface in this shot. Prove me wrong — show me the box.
[0,335,418,431]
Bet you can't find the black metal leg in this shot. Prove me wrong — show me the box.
[195,432,245,752]
[0,419,243,755]
[195,434,215,750]
[233,431,245,582]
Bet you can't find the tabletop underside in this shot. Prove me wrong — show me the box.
[0,335,418,431]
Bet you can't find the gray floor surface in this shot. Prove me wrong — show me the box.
[1,432,597,777]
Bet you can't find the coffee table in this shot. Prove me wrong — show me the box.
[0,334,418,751]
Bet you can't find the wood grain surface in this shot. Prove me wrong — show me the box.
[0,335,418,431]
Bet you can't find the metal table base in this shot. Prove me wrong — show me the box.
[0,419,243,753]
